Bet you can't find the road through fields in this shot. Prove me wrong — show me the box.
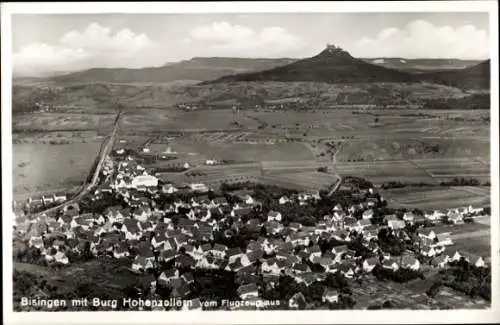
[33,111,122,217]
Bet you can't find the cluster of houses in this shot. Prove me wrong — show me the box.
[14,149,490,307]
[26,192,68,209]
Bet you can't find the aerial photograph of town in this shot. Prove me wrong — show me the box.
[6,7,495,313]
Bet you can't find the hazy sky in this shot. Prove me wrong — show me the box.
[11,12,491,76]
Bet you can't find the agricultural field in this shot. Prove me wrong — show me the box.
[169,138,314,162]
[334,157,490,185]
[380,186,490,210]
[12,112,116,132]
[337,138,489,162]
[122,109,261,131]
[13,142,100,196]
[156,163,262,184]
[450,236,491,258]
[12,130,102,145]
[262,160,326,173]
[259,171,339,191]
[256,176,321,192]
[350,274,489,309]
[120,109,182,129]
[336,160,436,184]
[243,110,368,131]
[410,158,490,179]
[426,219,491,258]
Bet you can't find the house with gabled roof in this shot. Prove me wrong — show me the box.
[267,210,282,222]
[331,245,348,261]
[362,227,379,242]
[447,250,462,262]
[261,258,283,275]
[285,232,310,247]
[237,283,259,300]
[198,243,213,255]
[314,223,329,235]
[227,247,244,263]
[113,242,130,259]
[338,261,356,279]
[53,251,69,265]
[425,210,445,223]
[122,218,142,241]
[58,213,74,227]
[460,252,487,268]
[420,245,436,257]
[322,289,340,304]
[195,255,218,270]
[388,220,405,231]
[382,259,399,271]
[175,254,196,269]
[212,196,229,207]
[362,209,374,220]
[158,269,180,286]
[402,211,415,224]
[132,206,152,222]
[225,257,245,272]
[400,254,420,271]
[159,249,176,263]
[292,262,311,274]
[151,232,167,249]
[172,234,189,248]
[306,245,322,262]
[362,257,379,273]
[288,222,302,232]
[139,220,155,232]
[182,244,198,258]
[431,255,449,268]
[434,232,453,247]
[162,238,178,252]
[264,221,284,235]
[447,211,464,225]
[325,261,340,274]
[105,206,129,224]
[279,196,291,205]
[418,229,437,240]
[41,194,54,206]
[331,230,348,242]
[132,255,154,273]
[247,248,264,264]
[70,214,94,231]
[293,272,316,286]
[352,219,372,232]
[384,214,399,223]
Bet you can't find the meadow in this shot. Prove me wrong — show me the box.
[13,112,115,132]
[338,138,489,162]
[380,186,490,210]
[169,138,314,162]
[11,104,490,211]
[13,143,100,197]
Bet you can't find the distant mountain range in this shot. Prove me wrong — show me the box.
[50,57,297,84]
[360,58,482,73]
[419,60,491,89]
[205,45,490,90]
[29,47,487,87]
[205,45,417,84]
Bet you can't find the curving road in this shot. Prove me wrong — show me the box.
[34,111,122,217]
[328,141,346,195]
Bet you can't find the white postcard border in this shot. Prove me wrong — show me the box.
[2,1,499,324]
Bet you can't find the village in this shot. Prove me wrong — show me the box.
[13,144,491,310]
